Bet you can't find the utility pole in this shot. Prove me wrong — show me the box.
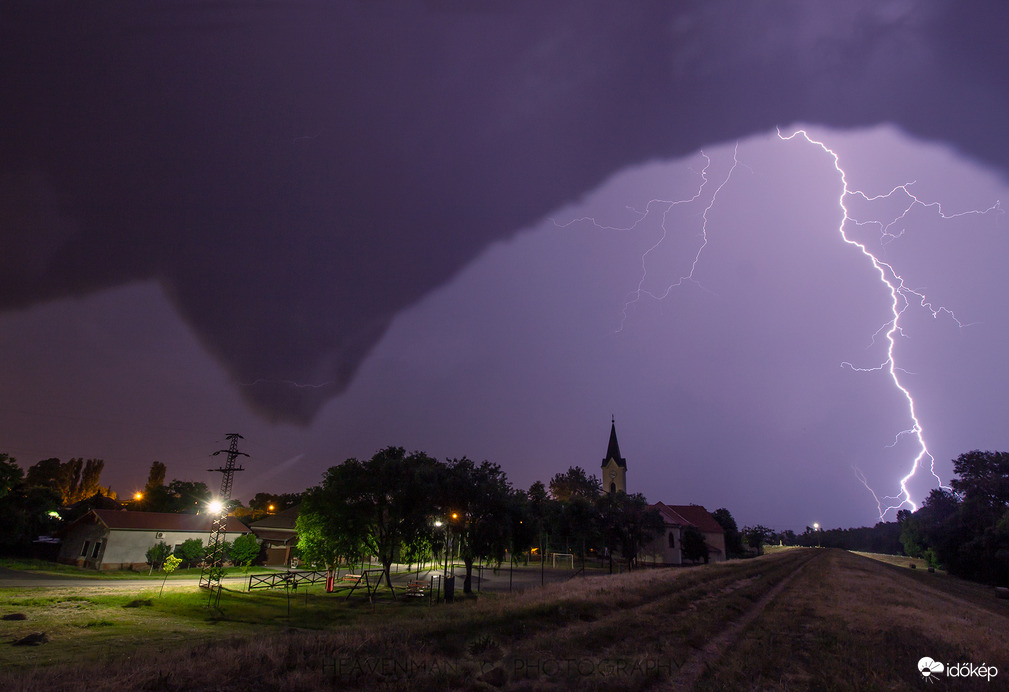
[199,433,248,594]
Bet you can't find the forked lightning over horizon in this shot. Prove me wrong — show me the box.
[560,128,1002,521]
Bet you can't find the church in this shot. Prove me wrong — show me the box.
[601,418,726,565]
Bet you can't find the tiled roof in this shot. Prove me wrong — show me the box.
[89,509,249,533]
[650,502,725,534]
[249,505,299,530]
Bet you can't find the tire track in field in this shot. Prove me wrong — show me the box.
[653,549,820,691]
[494,549,818,690]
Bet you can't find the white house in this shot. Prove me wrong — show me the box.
[639,502,726,566]
[58,509,251,570]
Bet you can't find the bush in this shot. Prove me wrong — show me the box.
[145,541,172,570]
[173,538,204,568]
[228,533,261,567]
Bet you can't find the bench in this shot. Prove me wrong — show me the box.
[404,580,429,598]
[403,579,432,604]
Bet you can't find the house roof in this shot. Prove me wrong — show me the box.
[249,504,299,531]
[650,502,725,534]
[601,419,627,469]
[250,528,298,544]
[86,509,249,533]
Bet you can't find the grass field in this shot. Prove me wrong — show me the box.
[2,549,1007,690]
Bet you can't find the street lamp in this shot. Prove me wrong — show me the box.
[813,522,821,548]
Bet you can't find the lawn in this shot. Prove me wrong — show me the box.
[2,549,1007,690]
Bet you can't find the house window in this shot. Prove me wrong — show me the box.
[91,540,102,559]
[668,532,676,549]
[80,540,90,557]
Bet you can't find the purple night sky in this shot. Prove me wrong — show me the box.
[2,2,1008,531]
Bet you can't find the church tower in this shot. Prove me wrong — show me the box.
[601,417,627,494]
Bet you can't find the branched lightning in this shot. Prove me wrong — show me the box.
[559,127,1001,522]
[780,128,1001,519]
[553,144,745,331]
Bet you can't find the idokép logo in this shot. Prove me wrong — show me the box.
[918,656,999,683]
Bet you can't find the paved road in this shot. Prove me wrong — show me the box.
[0,566,248,590]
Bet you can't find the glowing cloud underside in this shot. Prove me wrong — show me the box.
[559,129,1001,521]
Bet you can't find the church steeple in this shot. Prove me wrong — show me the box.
[601,416,627,494]
[604,417,626,469]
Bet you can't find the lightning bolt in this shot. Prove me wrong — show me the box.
[553,145,746,331]
[782,129,1001,519]
[560,127,1000,522]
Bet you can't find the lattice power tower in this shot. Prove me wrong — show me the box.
[199,433,248,592]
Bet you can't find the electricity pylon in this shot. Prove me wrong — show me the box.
[199,433,248,593]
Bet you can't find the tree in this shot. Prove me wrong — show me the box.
[299,447,441,586]
[76,458,105,502]
[712,508,744,557]
[159,554,182,596]
[900,488,959,560]
[228,533,261,567]
[681,526,709,564]
[0,453,23,499]
[506,489,537,562]
[440,458,515,593]
[951,450,1009,525]
[23,456,108,504]
[524,480,558,563]
[0,481,61,554]
[144,461,166,495]
[548,466,602,501]
[145,541,172,575]
[26,457,79,503]
[144,479,211,513]
[296,500,366,570]
[596,492,665,571]
[173,538,204,568]
[743,525,775,554]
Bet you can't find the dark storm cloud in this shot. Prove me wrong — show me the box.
[2,1,1007,423]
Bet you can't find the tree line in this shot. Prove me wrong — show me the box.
[296,447,673,594]
[0,452,301,557]
[899,450,1009,584]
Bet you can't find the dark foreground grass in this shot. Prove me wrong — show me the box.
[3,549,1006,690]
[694,549,1009,691]
[0,551,817,690]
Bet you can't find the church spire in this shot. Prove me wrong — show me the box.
[602,416,626,469]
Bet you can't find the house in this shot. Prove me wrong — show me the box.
[57,509,250,570]
[640,502,726,566]
[248,505,299,566]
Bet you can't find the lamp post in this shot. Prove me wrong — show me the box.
[813,522,820,548]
